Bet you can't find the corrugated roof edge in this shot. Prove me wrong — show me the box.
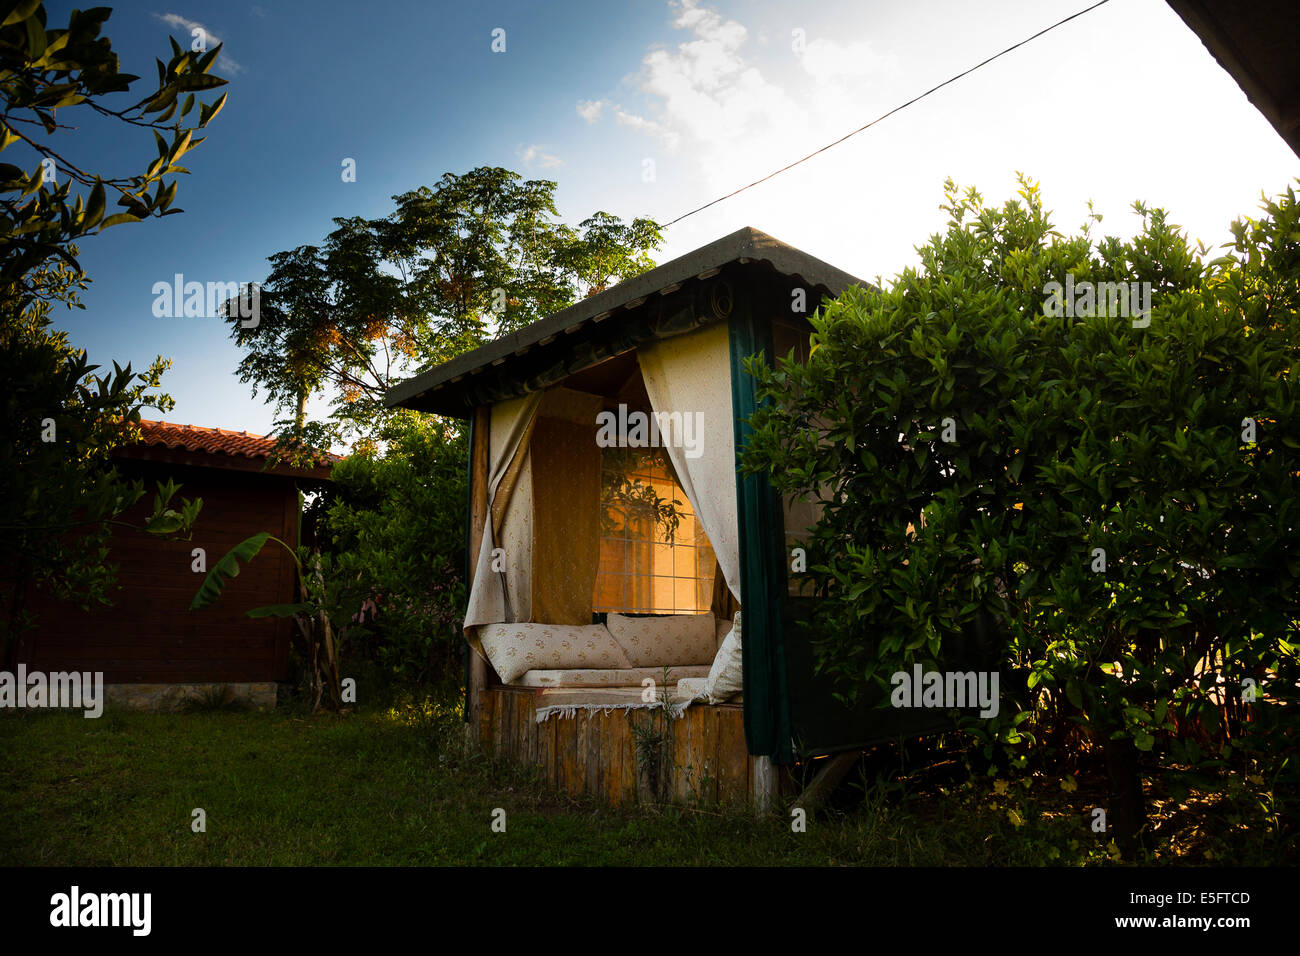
[384,226,867,411]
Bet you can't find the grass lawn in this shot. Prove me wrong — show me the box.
[0,699,1289,866]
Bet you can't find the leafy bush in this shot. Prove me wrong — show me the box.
[1,2,224,660]
[317,410,468,686]
[742,177,1300,855]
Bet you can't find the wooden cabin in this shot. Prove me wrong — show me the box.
[386,228,963,808]
[15,420,335,711]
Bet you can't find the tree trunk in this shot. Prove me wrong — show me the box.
[294,390,307,438]
[294,612,323,712]
[308,555,342,711]
[1104,735,1148,859]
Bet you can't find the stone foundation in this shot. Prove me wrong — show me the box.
[105,682,278,713]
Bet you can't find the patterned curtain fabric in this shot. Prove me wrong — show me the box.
[637,321,741,602]
[464,392,542,632]
[468,318,742,640]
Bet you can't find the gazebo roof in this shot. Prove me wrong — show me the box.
[385,226,865,417]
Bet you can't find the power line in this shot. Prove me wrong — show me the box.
[660,0,1112,229]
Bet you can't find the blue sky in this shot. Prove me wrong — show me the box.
[38,0,1300,445]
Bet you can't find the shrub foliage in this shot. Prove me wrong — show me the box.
[742,178,1300,854]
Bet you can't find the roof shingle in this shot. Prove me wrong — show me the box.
[129,419,342,466]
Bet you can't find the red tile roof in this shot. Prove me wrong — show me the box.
[129,419,342,466]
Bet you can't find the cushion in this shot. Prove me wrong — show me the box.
[676,677,711,700]
[518,665,711,688]
[703,611,743,703]
[714,617,732,649]
[606,612,718,667]
[477,622,631,684]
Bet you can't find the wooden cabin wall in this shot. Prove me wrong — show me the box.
[17,462,297,683]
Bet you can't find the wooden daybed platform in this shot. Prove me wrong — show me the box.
[476,685,795,807]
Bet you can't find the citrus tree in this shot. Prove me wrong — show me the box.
[742,177,1300,857]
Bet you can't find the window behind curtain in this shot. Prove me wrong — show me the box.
[594,445,716,614]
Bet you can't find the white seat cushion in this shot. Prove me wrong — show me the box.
[477,622,631,684]
[518,665,711,688]
[703,614,743,703]
[676,677,711,700]
[605,612,718,667]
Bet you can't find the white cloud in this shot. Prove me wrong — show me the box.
[652,0,748,93]
[570,0,1299,295]
[577,99,607,123]
[615,0,811,190]
[579,0,901,203]
[153,13,245,75]
[519,144,563,168]
[613,108,680,150]
[799,37,897,85]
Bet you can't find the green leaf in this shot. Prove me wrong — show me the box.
[3,0,41,27]
[247,602,312,619]
[144,510,186,535]
[83,180,106,228]
[24,12,45,58]
[199,91,227,126]
[1065,678,1083,710]
[99,212,143,229]
[189,532,273,610]
[169,128,193,161]
[174,72,226,92]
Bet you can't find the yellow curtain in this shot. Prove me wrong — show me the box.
[529,390,603,625]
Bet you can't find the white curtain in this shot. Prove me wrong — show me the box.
[637,322,741,601]
[464,392,542,630]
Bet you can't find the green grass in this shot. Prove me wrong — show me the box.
[0,701,1287,866]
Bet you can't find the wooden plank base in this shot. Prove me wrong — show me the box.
[476,686,790,807]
